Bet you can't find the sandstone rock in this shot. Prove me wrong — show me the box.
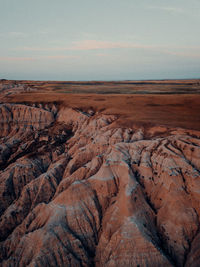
[0,101,200,267]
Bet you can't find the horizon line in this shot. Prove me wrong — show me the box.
[1,77,200,82]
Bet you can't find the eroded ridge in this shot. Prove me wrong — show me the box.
[0,103,200,267]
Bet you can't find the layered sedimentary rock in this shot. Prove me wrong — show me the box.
[0,83,39,100]
[0,102,200,267]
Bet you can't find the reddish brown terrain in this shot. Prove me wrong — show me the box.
[0,79,200,267]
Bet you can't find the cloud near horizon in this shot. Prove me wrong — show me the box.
[1,39,199,63]
[0,55,78,62]
[12,40,200,61]
[17,39,200,52]
[19,40,157,52]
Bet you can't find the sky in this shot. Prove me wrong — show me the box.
[0,0,200,81]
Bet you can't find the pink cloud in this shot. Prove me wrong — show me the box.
[10,40,200,61]
[0,57,35,61]
[21,40,156,52]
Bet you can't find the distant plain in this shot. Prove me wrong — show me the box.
[2,79,200,131]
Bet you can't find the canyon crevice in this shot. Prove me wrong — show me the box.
[0,101,200,267]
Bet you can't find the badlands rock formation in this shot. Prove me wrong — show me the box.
[0,100,200,267]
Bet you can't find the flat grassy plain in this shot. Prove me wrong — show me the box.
[2,79,200,131]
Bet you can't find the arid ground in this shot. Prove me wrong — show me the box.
[1,79,200,131]
[0,79,200,266]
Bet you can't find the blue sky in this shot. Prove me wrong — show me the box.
[0,0,200,80]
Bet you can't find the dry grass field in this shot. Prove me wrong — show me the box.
[2,79,200,131]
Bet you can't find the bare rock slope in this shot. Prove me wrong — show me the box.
[0,102,200,267]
